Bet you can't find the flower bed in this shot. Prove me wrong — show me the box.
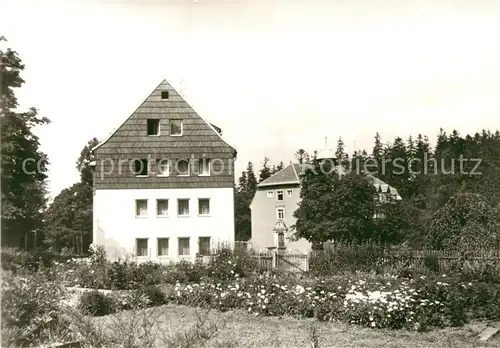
[169,272,499,331]
[30,245,500,333]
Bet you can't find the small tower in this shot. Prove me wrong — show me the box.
[316,137,343,177]
[316,137,336,163]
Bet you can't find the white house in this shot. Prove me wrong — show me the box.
[91,80,237,262]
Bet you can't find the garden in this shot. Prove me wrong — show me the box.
[2,244,500,347]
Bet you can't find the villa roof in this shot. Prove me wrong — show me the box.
[366,174,402,199]
[257,163,402,200]
[258,163,304,187]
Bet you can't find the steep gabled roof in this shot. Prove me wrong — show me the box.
[258,163,303,187]
[366,174,402,200]
[257,163,401,200]
[92,79,236,156]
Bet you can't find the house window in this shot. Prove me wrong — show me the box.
[178,199,190,216]
[136,238,148,257]
[147,119,160,136]
[276,190,284,201]
[157,238,169,256]
[198,198,210,216]
[156,199,168,217]
[157,159,170,177]
[287,189,293,197]
[177,159,190,176]
[161,91,169,99]
[198,159,211,176]
[135,199,147,217]
[277,208,285,220]
[178,237,190,256]
[134,159,148,176]
[267,191,274,198]
[170,119,183,136]
[198,237,211,256]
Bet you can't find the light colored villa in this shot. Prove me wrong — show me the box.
[91,80,237,262]
[249,147,401,253]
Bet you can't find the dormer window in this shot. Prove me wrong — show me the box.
[170,119,183,136]
[147,119,160,136]
[161,91,169,99]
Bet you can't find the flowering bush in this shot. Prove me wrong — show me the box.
[1,271,70,347]
[168,269,493,331]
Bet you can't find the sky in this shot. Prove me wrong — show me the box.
[2,0,500,199]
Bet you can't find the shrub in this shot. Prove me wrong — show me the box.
[109,290,151,311]
[140,286,168,306]
[78,291,116,316]
[132,261,166,287]
[309,242,385,276]
[424,254,440,272]
[165,260,204,284]
[462,281,500,320]
[74,261,109,289]
[108,261,133,290]
[1,271,70,347]
[1,248,38,273]
[428,193,499,250]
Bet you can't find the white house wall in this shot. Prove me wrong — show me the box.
[250,185,311,252]
[93,187,234,262]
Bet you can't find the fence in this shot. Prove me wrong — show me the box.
[244,245,500,274]
[310,244,500,274]
[250,250,310,273]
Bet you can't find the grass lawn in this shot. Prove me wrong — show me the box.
[92,304,500,348]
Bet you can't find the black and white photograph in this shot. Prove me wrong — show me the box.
[1,0,500,347]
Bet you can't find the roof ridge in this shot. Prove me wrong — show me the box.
[92,79,166,152]
[291,163,300,181]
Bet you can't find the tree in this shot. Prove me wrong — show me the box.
[294,149,310,164]
[293,161,376,245]
[245,162,258,193]
[234,162,258,241]
[335,137,349,167]
[427,193,499,251]
[374,200,411,245]
[372,132,383,164]
[234,170,250,240]
[380,137,411,198]
[43,138,98,253]
[1,36,50,248]
[271,161,284,175]
[43,182,93,253]
[77,137,99,186]
[258,157,273,183]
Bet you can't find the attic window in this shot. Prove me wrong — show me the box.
[134,159,148,176]
[161,91,169,99]
[276,190,284,201]
[177,159,190,176]
[147,119,160,136]
[170,120,183,136]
